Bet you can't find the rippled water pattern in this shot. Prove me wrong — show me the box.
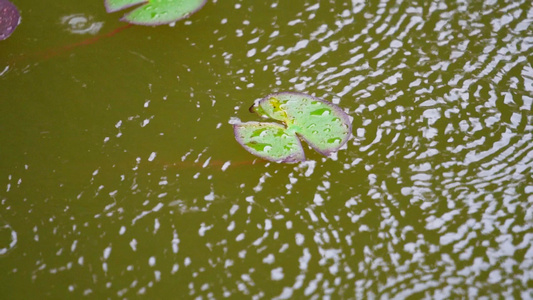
[1,0,532,298]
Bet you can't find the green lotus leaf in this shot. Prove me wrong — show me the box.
[233,122,305,163]
[251,92,352,156]
[105,0,207,26]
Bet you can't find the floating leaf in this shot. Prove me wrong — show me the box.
[234,92,352,163]
[233,122,305,163]
[0,0,20,41]
[251,92,352,156]
[105,0,207,26]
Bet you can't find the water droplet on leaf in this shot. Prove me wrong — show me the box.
[310,108,331,116]
[327,138,341,144]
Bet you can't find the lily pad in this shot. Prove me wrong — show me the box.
[233,122,305,163]
[251,92,352,156]
[0,0,20,41]
[234,92,352,163]
[105,0,207,26]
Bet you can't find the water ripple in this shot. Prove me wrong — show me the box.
[1,0,532,298]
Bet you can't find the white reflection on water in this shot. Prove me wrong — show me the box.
[0,220,17,256]
[60,14,103,35]
[1,0,532,298]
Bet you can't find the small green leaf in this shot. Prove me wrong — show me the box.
[105,0,207,26]
[252,92,352,156]
[105,0,145,12]
[233,122,305,163]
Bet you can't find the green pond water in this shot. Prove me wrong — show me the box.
[1,0,533,298]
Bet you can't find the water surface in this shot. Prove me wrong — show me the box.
[1,0,532,298]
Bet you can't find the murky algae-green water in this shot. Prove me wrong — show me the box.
[1,0,532,298]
